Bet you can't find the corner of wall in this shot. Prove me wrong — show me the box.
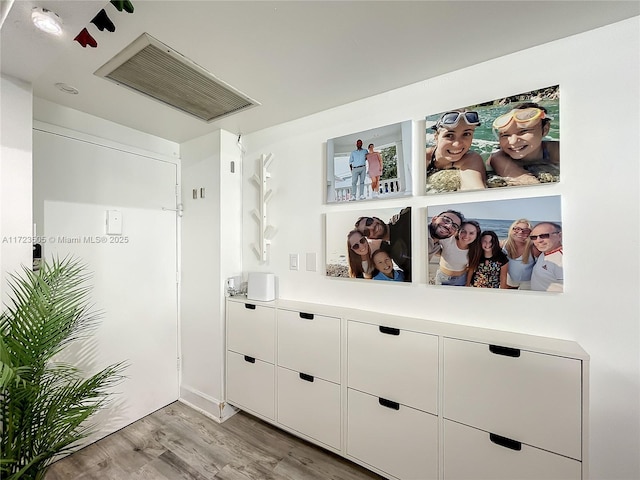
[1,74,33,304]
[179,385,238,423]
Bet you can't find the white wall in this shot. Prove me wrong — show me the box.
[0,74,32,303]
[241,18,640,480]
[179,129,242,419]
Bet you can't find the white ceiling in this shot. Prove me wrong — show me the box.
[2,1,639,144]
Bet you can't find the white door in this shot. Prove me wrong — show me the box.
[33,129,179,441]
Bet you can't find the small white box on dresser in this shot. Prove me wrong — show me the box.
[246,272,276,301]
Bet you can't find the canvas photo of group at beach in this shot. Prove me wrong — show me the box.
[326,206,412,283]
[426,85,560,194]
[428,195,563,292]
[326,121,413,203]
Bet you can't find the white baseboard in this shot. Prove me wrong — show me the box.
[179,385,238,423]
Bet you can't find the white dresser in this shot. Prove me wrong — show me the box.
[225,297,589,480]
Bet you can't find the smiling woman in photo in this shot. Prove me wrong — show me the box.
[501,218,539,289]
[426,110,487,192]
[346,229,381,279]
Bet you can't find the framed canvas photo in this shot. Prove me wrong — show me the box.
[326,206,412,282]
[326,121,413,203]
[427,196,562,292]
[425,85,559,194]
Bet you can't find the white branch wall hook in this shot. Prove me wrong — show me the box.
[251,153,275,263]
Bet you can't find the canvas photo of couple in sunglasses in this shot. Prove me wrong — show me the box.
[425,85,560,194]
[325,206,412,283]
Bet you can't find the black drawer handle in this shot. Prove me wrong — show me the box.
[378,397,400,410]
[299,312,314,320]
[490,433,522,451]
[489,344,521,357]
[379,326,400,336]
[243,355,256,363]
[244,304,256,310]
[299,373,314,382]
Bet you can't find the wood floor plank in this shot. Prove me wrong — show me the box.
[274,444,383,480]
[138,450,213,480]
[53,459,130,480]
[160,414,280,476]
[212,460,281,480]
[44,401,385,480]
[217,409,300,457]
[45,442,117,479]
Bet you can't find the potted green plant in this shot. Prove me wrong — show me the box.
[0,257,126,480]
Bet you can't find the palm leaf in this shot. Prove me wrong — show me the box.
[0,335,27,388]
[0,256,127,479]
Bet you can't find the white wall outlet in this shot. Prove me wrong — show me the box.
[289,253,299,271]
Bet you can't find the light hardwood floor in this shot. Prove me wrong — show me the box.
[45,401,386,480]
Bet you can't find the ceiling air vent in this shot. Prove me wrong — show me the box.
[95,33,259,122]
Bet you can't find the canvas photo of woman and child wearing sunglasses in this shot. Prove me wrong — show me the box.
[425,85,560,194]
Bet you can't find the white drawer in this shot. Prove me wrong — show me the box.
[347,388,438,480]
[227,301,275,363]
[443,338,582,460]
[226,350,275,420]
[348,320,438,414]
[443,419,581,480]
[277,366,341,450]
[277,309,340,383]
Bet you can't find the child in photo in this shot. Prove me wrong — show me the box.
[372,248,404,282]
[487,102,559,185]
[435,220,481,286]
[467,231,509,288]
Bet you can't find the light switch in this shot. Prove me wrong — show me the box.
[106,210,122,235]
[289,254,299,271]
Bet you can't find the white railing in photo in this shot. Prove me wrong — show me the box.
[334,177,400,202]
[378,178,400,196]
